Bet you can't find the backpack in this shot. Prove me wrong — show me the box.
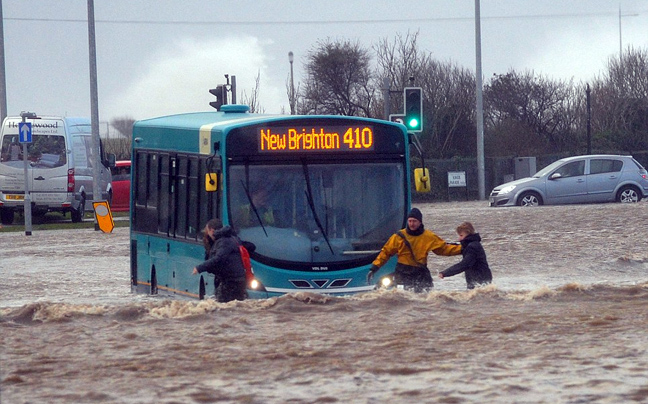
[239,244,254,283]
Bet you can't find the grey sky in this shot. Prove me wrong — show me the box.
[2,0,647,126]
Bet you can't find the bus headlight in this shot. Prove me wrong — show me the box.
[250,279,260,290]
[381,276,392,288]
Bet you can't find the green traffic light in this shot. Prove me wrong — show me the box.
[408,118,419,128]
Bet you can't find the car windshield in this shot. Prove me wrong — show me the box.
[229,162,405,265]
[533,159,567,178]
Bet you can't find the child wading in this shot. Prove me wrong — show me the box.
[439,222,493,289]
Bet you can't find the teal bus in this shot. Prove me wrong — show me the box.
[130,105,428,299]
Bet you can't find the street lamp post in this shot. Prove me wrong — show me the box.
[619,6,639,63]
[288,51,295,115]
[474,0,485,200]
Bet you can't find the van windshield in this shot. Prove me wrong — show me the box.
[0,134,67,169]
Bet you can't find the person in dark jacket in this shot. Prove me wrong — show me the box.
[439,222,493,289]
[192,218,247,302]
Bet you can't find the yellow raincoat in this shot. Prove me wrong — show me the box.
[372,228,462,268]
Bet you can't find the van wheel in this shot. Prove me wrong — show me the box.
[0,208,14,225]
[71,197,85,223]
[517,191,542,207]
[617,186,640,203]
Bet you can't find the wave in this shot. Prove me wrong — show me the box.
[2,282,647,324]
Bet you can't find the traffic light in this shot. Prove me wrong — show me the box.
[209,85,226,110]
[403,87,422,132]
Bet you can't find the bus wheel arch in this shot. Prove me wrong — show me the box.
[150,266,158,294]
[199,276,206,300]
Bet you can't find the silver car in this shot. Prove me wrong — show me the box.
[489,154,648,207]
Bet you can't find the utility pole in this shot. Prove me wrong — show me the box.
[474,0,486,200]
[0,0,7,123]
[87,0,102,229]
[586,84,591,154]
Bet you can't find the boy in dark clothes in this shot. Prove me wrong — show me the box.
[439,222,493,289]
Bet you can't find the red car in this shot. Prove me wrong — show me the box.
[110,160,131,212]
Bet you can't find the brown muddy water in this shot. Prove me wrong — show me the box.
[1,201,648,404]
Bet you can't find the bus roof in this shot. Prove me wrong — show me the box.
[132,106,408,154]
[133,107,403,132]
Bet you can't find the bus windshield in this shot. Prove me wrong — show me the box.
[229,162,405,266]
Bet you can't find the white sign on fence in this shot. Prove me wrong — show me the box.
[448,171,466,188]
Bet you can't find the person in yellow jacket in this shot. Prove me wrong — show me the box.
[366,207,462,291]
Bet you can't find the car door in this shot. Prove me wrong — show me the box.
[586,158,623,202]
[545,160,587,204]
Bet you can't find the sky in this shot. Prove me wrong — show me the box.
[2,0,647,133]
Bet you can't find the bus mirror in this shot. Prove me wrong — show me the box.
[205,173,218,192]
[414,168,431,193]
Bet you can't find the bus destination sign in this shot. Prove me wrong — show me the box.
[259,125,374,152]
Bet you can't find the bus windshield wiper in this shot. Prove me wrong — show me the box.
[241,180,268,237]
[302,164,334,254]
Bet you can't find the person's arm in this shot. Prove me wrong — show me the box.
[367,234,400,284]
[440,243,477,278]
[195,239,231,275]
[371,234,400,268]
[428,232,462,256]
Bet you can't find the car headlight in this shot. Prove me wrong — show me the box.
[498,185,516,195]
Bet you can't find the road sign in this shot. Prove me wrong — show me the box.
[19,122,32,143]
[448,171,467,187]
[93,201,115,233]
[389,114,405,125]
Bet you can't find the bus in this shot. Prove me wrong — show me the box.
[130,105,428,299]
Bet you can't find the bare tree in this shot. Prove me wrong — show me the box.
[240,70,265,114]
[374,31,428,113]
[589,46,648,153]
[106,117,135,160]
[484,70,579,156]
[300,39,375,117]
[111,117,135,138]
[375,31,476,158]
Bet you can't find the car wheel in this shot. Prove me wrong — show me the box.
[616,186,640,203]
[517,191,542,207]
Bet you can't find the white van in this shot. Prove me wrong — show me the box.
[0,116,114,224]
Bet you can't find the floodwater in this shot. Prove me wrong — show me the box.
[1,201,648,404]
